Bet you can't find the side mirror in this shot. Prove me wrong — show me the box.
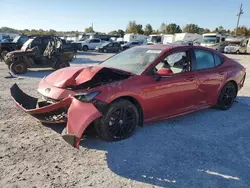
[157,68,173,77]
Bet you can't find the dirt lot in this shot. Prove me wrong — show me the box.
[0,51,249,188]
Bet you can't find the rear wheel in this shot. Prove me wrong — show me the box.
[95,100,139,141]
[54,61,70,70]
[216,82,237,110]
[82,45,88,51]
[103,48,107,53]
[10,62,27,74]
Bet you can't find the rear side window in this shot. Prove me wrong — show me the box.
[192,49,214,70]
[214,54,223,66]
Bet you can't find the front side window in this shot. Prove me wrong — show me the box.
[19,36,28,43]
[155,52,189,74]
[192,49,214,70]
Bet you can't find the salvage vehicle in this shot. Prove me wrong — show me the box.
[75,38,102,51]
[121,41,142,50]
[224,37,246,54]
[10,45,246,149]
[5,36,76,74]
[0,34,29,59]
[95,41,122,53]
[200,33,227,52]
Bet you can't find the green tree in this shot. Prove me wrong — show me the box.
[136,24,144,34]
[159,23,166,33]
[126,21,137,33]
[203,28,211,33]
[165,23,182,34]
[237,26,249,36]
[84,27,94,33]
[144,24,153,35]
[183,24,200,33]
[47,29,56,35]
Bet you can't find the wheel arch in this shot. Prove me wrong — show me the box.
[227,80,238,94]
[110,96,144,127]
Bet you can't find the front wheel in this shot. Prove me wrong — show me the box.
[95,100,139,141]
[1,50,8,60]
[54,61,70,70]
[10,62,28,74]
[216,82,237,110]
[82,46,88,51]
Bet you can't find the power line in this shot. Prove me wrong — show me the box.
[235,3,243,35]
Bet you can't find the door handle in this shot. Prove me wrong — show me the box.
[186,77,195,81]
[219,71,225,75]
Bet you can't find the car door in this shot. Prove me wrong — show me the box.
[31,38,43,53]
[113,42,121,52]
[106,43,113,52]
[142,49,199,120]
[89,39,99,49]
[191,49,226,105]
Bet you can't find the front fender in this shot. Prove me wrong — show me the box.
[64,99,102,149]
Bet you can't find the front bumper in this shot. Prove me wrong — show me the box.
[10,84,102,149]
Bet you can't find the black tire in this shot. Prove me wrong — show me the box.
[61,127,67,135]
[10,62,27,74]
[216,82,237,110]
[103,48,107,53]
[82,45,88,51]
[95,100,139,141]
[54,61,70,70]
[1,50,8,60]
[236,50,240,54]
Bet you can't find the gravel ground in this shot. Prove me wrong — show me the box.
[0,51,249,188]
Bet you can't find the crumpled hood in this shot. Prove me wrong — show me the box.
[44,66,105,88]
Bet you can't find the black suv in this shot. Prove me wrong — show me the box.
[0,35,29,59]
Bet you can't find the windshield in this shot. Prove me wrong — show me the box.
[12,36,20,43]
[202,36,220,44]
[227,42,241,46]
[100,47,163,75]
[21,38,33,50]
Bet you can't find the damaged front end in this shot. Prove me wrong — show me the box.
[10,84,102,149]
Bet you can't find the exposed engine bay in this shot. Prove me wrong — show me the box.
[68,67,131,90]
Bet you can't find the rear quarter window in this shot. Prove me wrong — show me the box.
[214,54,223,66]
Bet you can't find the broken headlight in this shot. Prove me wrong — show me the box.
[74,91,100,102]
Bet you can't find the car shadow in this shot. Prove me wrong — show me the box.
[79,96,250,187]
[20,69,54,78]
[76,51,102,56]
[71,57,102,65]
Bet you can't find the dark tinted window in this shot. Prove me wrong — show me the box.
[32,38,42,45]
[192,49,214,70]
[90,39,100,43]
[131,42,139,45]
[214,54,223,66]
[114,43,120,47]
[19,36,28,43]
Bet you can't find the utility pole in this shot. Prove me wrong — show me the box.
[236,3,243,35]
[92,23,94,31]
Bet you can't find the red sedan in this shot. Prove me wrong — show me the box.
[11,45,246,149]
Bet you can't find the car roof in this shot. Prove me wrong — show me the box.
[134,44,223,53]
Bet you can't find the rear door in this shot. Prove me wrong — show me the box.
[113,42,121,52]
[89,39,101,49]
[191,49,225,105]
